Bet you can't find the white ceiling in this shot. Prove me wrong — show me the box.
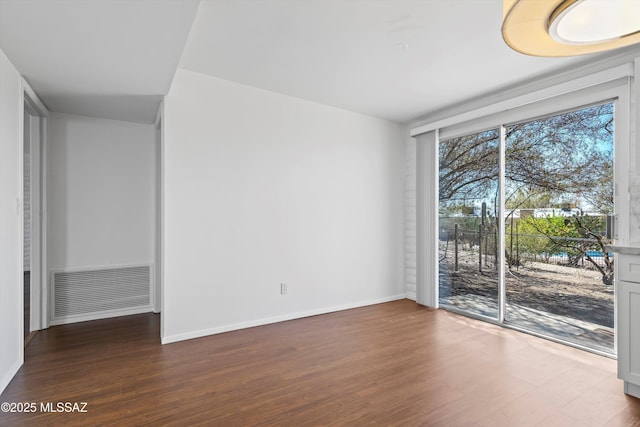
[0,0,199,123]
[0,0,629,124]
[180,0,597,124]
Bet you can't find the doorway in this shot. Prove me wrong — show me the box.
[23,94,46,344]
[23,106,30,341]
[438,101,617,355]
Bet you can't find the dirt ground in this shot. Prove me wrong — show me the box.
[439,250,614,328]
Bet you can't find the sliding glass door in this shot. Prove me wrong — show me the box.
[438,129,500,320]
[437,102,615,354]
[503,103,615,353]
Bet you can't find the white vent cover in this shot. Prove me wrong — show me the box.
[52,265,151,323]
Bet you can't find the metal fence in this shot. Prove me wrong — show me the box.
[439,225,612,271]
[439,224,499,272]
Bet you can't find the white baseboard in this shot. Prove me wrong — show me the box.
[161,294,406,345]
[50,305,153,326]
[625,381,640,399]
[0,358,22,396]
[405,290,417,301]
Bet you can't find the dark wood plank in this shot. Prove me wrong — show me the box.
[1,299,639,426]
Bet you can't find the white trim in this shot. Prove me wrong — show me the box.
[153,102,163,315]
[498,125,506,323]
[633,58,640,174]
[22,82,49,330]
[440,78,628,141]
[161,294,407,344]
[27,112,42,331]
[0,359,22,395]
[49,305,153,326]
[17,91,24,367]
[625,381,640,399]
[158,99,165,336]
[39,116,48,328]
[153,102,162,128]
[433,129,440,307]
[411,64,632,137]
[22,79,48,117]
[416,133,427,306]
[614,81,631,246]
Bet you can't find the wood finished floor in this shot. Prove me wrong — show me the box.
[1,299,640,426]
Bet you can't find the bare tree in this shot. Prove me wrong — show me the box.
[439,103,614,284]
[439,103,613,214]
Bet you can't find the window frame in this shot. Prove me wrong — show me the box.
[414,76,630,355]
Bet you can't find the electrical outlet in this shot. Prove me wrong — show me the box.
[280,283,287,294]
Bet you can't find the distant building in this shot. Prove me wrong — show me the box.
[508,208,604,219]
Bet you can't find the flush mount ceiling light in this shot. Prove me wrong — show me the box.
[502,0,640,56]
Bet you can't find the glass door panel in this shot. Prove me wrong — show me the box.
[439,129,500,319]
[504,103,615,354]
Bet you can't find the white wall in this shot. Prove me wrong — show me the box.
[162,69,404,343]
[0,49,24,394]
[47,113,156,272]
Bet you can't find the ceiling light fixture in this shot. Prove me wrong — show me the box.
[502,0,640,56]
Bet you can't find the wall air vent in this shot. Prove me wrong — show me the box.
[51,265,152,325]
